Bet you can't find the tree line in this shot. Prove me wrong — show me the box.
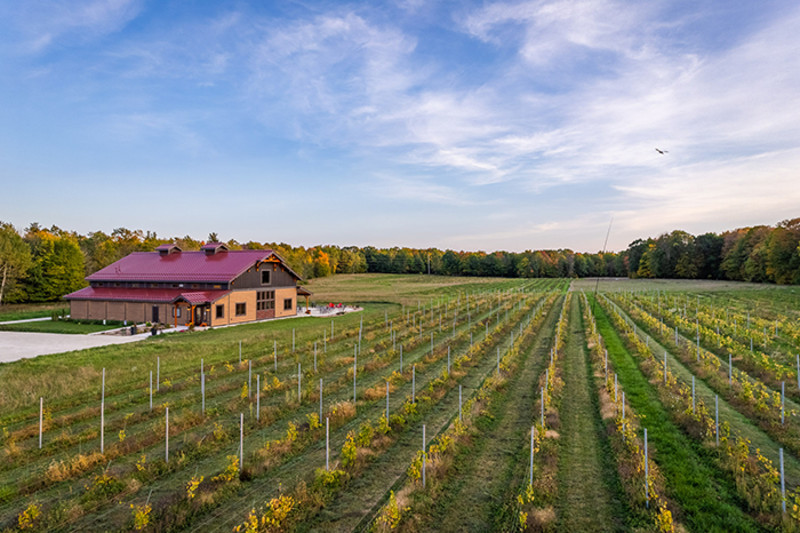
[0,218,797,304]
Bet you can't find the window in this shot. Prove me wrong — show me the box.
[174,307,181,318]
[257,290,275,310]
[216,305,224,319]
[261,270,271,285]
[283,298,293,311]
[235,303,246,316]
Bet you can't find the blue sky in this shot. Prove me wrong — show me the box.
[1,0,799,252]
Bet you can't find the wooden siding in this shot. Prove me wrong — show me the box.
[210,293,230,327]
[233,261,297,290]
[69,300,168,324]
[210,290,257,326]
[274,287,297,318]
[70,300,89,320]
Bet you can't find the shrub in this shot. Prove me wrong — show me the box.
[186,474,203,500]
[213,455,240,483]
[341,433,357,468]
[130,502,152,530]
[17,503,40,530]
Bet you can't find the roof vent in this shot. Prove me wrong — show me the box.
[202,242,229,255]
[156,243,182,256]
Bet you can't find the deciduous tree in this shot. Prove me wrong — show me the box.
[0,222,32,305]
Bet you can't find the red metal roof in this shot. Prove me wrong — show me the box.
[64,286,230,304]
[178,291,224,305]
[86,250,276,283]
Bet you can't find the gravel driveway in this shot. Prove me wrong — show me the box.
[0,331,149,363]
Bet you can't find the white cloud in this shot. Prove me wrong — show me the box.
[613,148,800,237]
[5,1,798,252]
[462,0,650,64]
[8,0,142,53]
[368,174,477,206]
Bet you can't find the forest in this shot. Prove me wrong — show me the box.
[0,218,798,304]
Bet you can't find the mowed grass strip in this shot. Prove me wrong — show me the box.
[555,295,628,532]
[158,292,552,533]
[610,296,800,482]
[593,300,766,533]
[37,296,518,531]
[291,298,552,533]
[406,297,562,532]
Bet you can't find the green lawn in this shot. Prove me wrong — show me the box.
[0,319,122,334]
[592,296,765,532]
[0,302,66,322]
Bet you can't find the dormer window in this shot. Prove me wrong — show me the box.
[202,242,229,255]
[156,243,181,256]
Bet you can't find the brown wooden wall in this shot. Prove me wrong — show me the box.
[68,300,193,325]
[233,261,297,290]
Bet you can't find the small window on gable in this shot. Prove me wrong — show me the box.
[261,270,271,285]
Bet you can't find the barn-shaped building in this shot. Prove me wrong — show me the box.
[64,243,311,327]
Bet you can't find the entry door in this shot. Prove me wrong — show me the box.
[152,305,159,323]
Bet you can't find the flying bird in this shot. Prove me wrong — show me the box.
[655,148,668,154]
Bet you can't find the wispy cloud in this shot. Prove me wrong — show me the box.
[4,0,143,54]
[368,174,477,206]
[2,1,798,251]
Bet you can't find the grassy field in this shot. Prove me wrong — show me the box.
[1,274,800,532]
[0,319,122,334]
[0,303,66,322]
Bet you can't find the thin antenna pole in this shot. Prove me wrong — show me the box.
[592,216,613,313]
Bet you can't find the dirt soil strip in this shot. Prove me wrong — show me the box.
[594,302,766,533]
[405,296,563,532]
[555,296,627,532]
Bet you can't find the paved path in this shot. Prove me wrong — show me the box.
[0,331,150,363]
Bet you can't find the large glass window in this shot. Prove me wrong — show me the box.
[257,290,275,310]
